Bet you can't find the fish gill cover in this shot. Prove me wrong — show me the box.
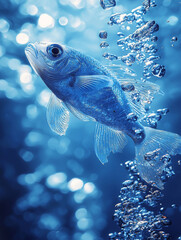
[0,0,181,240]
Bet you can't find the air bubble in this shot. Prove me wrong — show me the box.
[103,53,118,60]
[127,113,138,122]
[100,41,109,48]
[152,64,166,78]
[121,82,135,92]
[100,0,116,9]
[121,53,135,66]
[99,30,108,39]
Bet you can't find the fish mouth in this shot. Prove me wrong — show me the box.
[25,43,38,59]
[25,43,39,75]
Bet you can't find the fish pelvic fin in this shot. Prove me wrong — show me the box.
[135,127,181,189]
[46,93,70,136]
[94,123,127,164]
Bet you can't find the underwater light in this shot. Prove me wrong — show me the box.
[0,18,10,33]
[84,182,95,194]
[59,16,68,26]
[68,178,84,191]
[20,72,32,84]
[46,172,67,188]
[27,5,38,16]
[16,32,29,44]
[167,15,178,26]
[38,14,55,28]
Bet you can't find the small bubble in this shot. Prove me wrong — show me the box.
[127,113,138,122]
[157,108,169,115]
[110,13,128,24]
[121,82,135,92]
[171,36,177,42]
[121,53,135,66]
[103,52,118,60]
[151,36,158,42]
[160,154,171,164]
[100,0,116,9]
[171,204,177,208]
[117,32,124,37]
[134,128,144,139]
[99,30,108,39]
[100,41,109,48]
[171,36,178,46]
[131,92,140,103]
[152,64,166,78]
[122,180,134,187]
[144,149,160,161]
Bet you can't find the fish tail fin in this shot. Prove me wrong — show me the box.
[135,126,181,189]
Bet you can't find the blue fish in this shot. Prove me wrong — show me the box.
[25,42,181,189]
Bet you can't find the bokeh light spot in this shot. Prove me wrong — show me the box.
[0,19,10,33]
[39,214,60,230]
[28,5,38,16]
[20,72,32,84]
[59,17,68,26]
[16,33,29,44]
[46,172,67,188]
[75,208,87,219]
[38,89,51,107]
[77,218,92,230]
[38,14,55,28]
[68,178,83,191]
[167,15,178,26]
[84,182,95,194]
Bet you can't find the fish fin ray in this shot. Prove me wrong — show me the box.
[75,75,113,92]
[106,64,137,77]
[136,127,181,189]
[46,93,69,136]
[95,123,127,164]
[118,78,162,117]
[65,102,94,121]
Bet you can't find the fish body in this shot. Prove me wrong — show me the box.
[25,42,181,189]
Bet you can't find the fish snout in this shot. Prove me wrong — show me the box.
[25,43,38,58]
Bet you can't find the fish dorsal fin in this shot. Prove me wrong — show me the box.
[65,102,95,122]
[95,123,127,164]
[75,75,113,93]
[118,78,163,118]
[46,93,70,136]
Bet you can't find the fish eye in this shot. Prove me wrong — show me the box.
[47,44,63,58]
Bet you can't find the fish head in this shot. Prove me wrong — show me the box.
[25,42,81,83]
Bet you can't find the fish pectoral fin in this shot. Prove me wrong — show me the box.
[117,78,162,118]
[65,102,95,122]
[75,75,113,92]
[94,123,127,164]
[46,93,70,136]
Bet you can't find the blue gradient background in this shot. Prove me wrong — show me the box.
[0,0,181,239]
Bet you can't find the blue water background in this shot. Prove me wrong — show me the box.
[0,0,181,239]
